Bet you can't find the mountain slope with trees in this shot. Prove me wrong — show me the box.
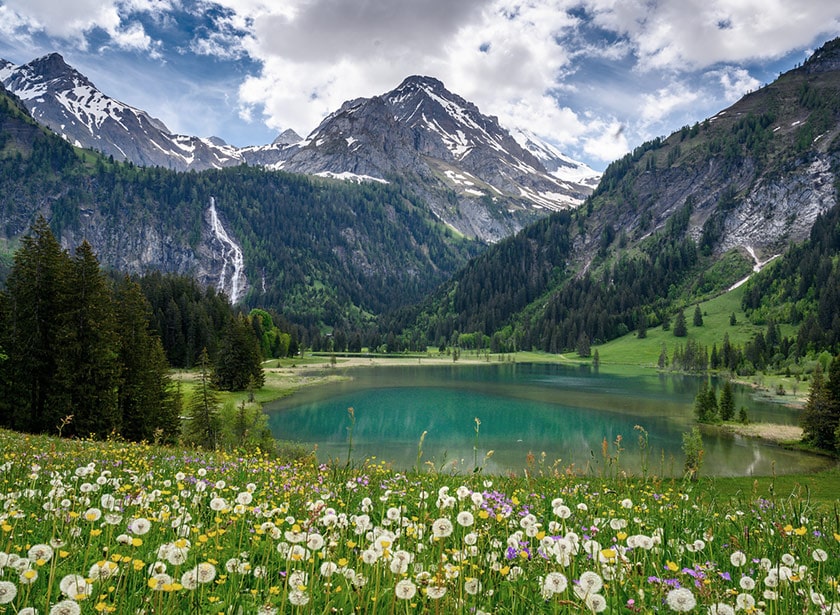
[0,83,480,334]
[389,38,840,357]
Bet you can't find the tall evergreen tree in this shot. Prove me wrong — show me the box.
[693,305,704,327]
[185,348,221,450]
[114,276,180,443]
[576,332,591,358]
[801,363,836,450]
[214,314,265,391]
[719,380,736,421]
[0,216,70,433]
[673,310,687,337]
[54,241,121,438]
[694,381,718,423]
[636,312,647,339]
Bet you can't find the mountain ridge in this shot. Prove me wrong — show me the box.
[389,37,840,354]
[1,54,599,242]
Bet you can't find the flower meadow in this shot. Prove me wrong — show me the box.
[0,430,838,614]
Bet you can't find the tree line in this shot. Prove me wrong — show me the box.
[0,217,179,441]
[0,218,271,442]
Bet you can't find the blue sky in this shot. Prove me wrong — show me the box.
[1,0,839,171]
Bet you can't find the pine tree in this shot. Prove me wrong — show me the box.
[0,217,70,433]
[800,363,837,450]
[694,381,718,423]
[576,332,591,358]
[114,276,180,443]
[719,380,736,421]
[214,314,265,391]
[673,310,687,337]
[185,348,221,450]
[54,241,121,438]
[636,312,647,339]
[693,305,704,327]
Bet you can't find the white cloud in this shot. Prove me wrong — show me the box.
[639,83,700,127]
[0,0,172,53]
[3,0,840,168]
[234,0,580,138]
[587,0,840,70]
[582,120,630,163]
[712,66,761,100]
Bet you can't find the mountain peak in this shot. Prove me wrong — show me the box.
[28,53,76,80]
[272,128,303,146]
[396,75,446,91]
[803,36,840,74]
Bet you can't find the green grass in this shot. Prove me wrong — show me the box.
[595,284,791,366]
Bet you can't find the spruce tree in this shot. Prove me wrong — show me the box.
[1,217,70,433]
[673,310,687,337]
[576,332,591,358]
[185,348,221,450]
[114,276,180,443]
[636,312,647,339]
[693,305,704,327]
[55,241,121,438]
[801,363,835,450]
[214,314,265,391]
[719,380,736,421]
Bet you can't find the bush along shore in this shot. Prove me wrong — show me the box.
[0,430,839,614]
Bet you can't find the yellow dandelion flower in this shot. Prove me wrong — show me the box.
[794,526,807,536]
[666,561,679,572]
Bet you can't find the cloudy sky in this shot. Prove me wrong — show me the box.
[1,0,839,170]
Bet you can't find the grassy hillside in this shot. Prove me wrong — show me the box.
[594,284,790,365]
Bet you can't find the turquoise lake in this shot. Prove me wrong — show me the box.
[265,362,834,476]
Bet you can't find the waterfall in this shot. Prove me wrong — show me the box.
[208,197,245,303]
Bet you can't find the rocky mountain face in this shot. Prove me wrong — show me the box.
[253,76,598,241]
[0,54,241,169]
[581,37,840,268]
[1,55,599,242]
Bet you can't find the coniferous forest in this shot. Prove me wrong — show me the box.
[0,217,271,442]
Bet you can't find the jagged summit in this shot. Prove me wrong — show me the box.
[272,128,303,146]
[1,53,598,241]
[803,36,840,74]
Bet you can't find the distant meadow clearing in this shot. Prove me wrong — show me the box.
[0,430,839,614]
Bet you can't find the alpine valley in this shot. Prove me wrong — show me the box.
[1,38,840,363]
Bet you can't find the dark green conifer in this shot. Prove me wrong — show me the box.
[214,314,265,391]
[54,241,121,438]
[114,276,180,443]
[719,380,735,421]
[1,216,70,433]
[673,310,687,337]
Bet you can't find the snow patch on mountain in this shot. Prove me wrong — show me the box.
[315,171,389,184]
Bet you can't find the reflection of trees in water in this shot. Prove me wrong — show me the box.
[266,364,816,475]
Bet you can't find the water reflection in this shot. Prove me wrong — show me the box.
[265,363,832,476]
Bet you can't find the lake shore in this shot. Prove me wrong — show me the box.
[721,421,804,444]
